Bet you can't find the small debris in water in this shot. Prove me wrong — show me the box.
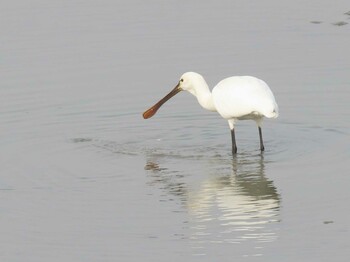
[332,21,348,26]
[310,21,323,24]
[70,137,93,143]
[323,220,334,224]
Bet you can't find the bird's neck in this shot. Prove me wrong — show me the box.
[191,82,217,112]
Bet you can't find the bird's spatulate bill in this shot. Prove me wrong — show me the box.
[143,84,181,119]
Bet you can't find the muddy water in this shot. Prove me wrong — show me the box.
[1,1,350,261]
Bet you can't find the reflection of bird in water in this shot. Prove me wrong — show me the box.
[145,161,188,203]
[188,155,280,245]
[145,153,280,253]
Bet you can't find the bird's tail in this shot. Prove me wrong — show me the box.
[264,104,279,118]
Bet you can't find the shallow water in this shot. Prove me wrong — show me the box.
[1,1,350,261]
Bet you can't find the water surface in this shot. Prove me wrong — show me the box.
[1,1,350,261]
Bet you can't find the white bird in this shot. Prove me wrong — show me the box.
[143,72,278,153]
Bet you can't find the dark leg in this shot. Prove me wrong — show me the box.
[258,126,265,151]
[231,128,237,154]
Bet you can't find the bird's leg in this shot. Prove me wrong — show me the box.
[231,128,237,154]
[258,126,265,152]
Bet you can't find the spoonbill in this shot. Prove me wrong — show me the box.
[143,72,278,153]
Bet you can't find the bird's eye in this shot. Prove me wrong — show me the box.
[180,79,184,82]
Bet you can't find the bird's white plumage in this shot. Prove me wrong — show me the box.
[178,72,278,127]
[212,76,279,121]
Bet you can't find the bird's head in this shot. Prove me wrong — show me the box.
[142,72,204,119]
[177,72,205,96]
